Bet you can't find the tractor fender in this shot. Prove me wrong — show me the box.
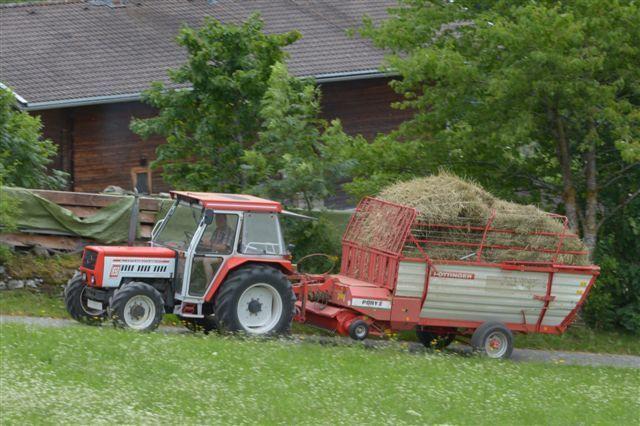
[203,257,294,302]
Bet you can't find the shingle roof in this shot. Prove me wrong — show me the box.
[0,0,394,109]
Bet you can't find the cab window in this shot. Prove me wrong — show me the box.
[196,214,239,255]
[239,213,283,255]
[154,201,201,251]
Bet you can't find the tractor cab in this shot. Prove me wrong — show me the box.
[151,191,290,315]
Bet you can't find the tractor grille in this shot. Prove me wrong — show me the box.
[82,249,98,269]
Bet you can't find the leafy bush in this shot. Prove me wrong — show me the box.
[3,252,80,286]
[0,244,13,265]
[242,62,359,210]
[0,179,20,264]
[0,89,67,189]
[281,216,342,274]
[0,181,20,241]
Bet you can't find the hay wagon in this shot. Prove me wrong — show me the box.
[294,197,600,358]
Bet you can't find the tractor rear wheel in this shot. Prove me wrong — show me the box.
[64,272,105,324]
[416,329,455,350]
[109,282,164,332]
[214,265,295,335]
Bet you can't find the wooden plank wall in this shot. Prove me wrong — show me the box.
[35,109,70,177]
[71,102,169,193]
[0,190,164,251]
[320,77,414,140]
[36,77,411,193]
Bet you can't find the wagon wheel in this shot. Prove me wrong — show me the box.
[471,322,514,359]
[416,329,455,350]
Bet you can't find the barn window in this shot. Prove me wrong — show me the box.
[130,166,152,194]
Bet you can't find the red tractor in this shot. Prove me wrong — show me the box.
[65,192,296,334]
[66,192,600,359]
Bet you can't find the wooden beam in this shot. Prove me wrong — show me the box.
[58,205,156,223]
[31,189,161,211]
[140,225,153,239]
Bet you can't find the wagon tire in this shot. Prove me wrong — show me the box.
[64,272,105,325]
[348,319,369,341]
[214,265,294,335]
[109,282,164,332]
[416,329,455,350]
[471,321,514,359]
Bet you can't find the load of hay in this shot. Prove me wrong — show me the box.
[377,173,589,265]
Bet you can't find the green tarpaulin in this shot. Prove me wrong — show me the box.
[1,187,136,243]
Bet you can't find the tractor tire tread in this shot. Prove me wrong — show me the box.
[64,272,105,324]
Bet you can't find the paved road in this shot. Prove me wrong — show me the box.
[2,315,639,369]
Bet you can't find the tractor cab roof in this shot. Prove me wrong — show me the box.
[170,191,282,213]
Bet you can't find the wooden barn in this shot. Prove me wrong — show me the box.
[0,0,410,195]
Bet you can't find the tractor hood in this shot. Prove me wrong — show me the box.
[84,246,176,259]
[80,245,176,288]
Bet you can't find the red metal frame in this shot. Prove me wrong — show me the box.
[203,257,294,302]
[340,197,416,288]
[476,210,496,261]
[410,211,588,264]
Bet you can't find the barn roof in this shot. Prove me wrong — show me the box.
[0,0,395,110]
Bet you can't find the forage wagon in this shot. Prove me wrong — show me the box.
[65,192,599,359]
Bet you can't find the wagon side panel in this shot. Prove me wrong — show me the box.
[542,272,596,327]
[420,264,548,326]
[395,260,426,298]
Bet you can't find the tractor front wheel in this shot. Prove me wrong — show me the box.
[109,282,164,332]
[214,265,295,335]
[64,272,105,324]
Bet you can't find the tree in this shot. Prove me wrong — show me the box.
[0,88,66,189]
[131,15,299,192]
[356,0,640,256]
[242,62,359,210]
[583,199,640,333]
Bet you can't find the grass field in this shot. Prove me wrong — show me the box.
[1,323,638,425]
[2,288,639,355]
